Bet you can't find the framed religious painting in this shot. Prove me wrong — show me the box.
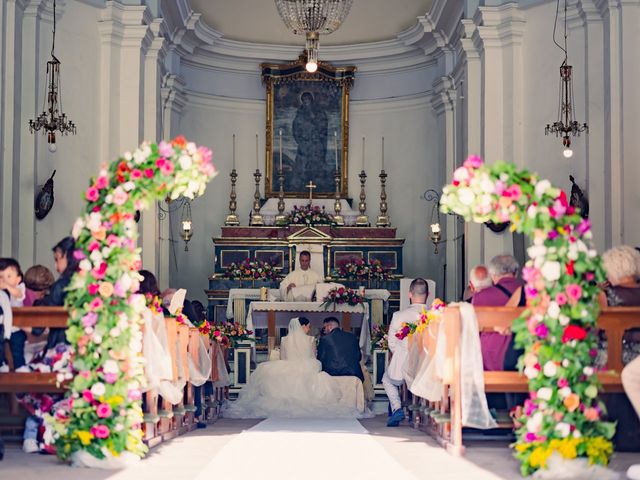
[261,55,356,198]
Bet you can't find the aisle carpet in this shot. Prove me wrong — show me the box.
[194,417,416,480]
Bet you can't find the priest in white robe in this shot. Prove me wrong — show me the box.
[279,251,322,302]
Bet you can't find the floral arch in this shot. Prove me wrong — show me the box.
[440,157,614,475]
[50,137,217,463]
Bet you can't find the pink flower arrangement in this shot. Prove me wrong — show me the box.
[90,425,110,439]
[96,403,112,418]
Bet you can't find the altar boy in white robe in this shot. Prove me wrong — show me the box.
[383,277,428,426]
[279,251,322,302]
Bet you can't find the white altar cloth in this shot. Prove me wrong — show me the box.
[246,301,371,358]
[259,198,359,226]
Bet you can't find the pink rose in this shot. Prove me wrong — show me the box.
[96,403,112,418]
[92,262,108,280]
[112,187,128,206]
[82,312,98,328]
[95,176,108,189]
[158,141,174,158]
[128,388,142,401]
[106,234,119,248]
[85,186,99,202]
[89,297,104,311]
[88,284,100,296]
[555,292,568,305]
[504,184,522,200]
[104,372,118,384]
[463,155,483,169]
[130,169,143,180]
[557,378,569,388]
[82,390,94,403]
[88,240,101,252]
[565,284,582,304]
[159,160,175,176]
[90,425,110,439]
[144,168,155,178]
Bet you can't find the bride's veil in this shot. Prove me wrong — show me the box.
[281,317,312,361]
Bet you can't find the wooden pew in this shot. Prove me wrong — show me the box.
[410,306,640,456]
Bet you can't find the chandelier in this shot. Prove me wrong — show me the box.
[28,0,76,153]
[275,0,353,72]
[545,0,587,159]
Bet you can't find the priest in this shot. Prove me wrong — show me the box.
[279,251,322,302]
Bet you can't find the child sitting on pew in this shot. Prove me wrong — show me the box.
[0,258,27,371]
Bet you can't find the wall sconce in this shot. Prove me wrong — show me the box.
[180,201,193,251]
[422,189,443,254]
[158,196,194,252]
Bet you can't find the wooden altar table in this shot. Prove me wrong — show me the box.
[245,301,371,356]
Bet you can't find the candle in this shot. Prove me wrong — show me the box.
[334,132,338,172]
[255,133,259,170]
[362,136,365,171]
[430,223,441,234]
[182,220,192,232]
[232,134,236,170]
[382,136,385,171]
[279,129,283,171]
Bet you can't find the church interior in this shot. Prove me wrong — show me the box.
[1,0,640,478]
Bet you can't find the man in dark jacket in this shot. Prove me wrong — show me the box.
[317,317,363,382]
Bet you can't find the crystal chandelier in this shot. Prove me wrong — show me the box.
[29,0,76,153]
[275,0,353,72]
[545,0,587,159]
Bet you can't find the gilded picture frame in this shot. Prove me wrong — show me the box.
[261,55,356,199]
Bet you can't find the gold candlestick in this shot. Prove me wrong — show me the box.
[275,168,287,226]
[333,172,344,226]
[356,170,369,226]
[250,169,264,226]
[376,169,390,227]
[224,169,240,226]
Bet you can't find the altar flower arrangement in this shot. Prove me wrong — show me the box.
[218,322,254,347]
[223,259,279,281]
[210,325,230,346]
[287,204,335,225]
[371,324,389,351]
[334,258,391,281]
[51,137,217,465]
[395,298,444,340]
[440,156,614,476]
[320,287,364,310]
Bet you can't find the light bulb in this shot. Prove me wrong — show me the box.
[48,141,57,153]
[430,223,441,234]
[305,61,318,73]
[563,147,573,158]
[182,220,192,232]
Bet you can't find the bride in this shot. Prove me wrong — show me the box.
[225,317,361,418]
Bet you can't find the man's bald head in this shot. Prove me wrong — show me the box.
[470,265,492,292]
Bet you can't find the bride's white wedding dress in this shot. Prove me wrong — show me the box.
[225,318,363,418]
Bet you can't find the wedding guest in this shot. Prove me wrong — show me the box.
[463,264,492,302]
[601,245,640,308]
[472,254,522,371]
[23,265,55,307]
[0,290,13,373]
[0,258,27,371]
[279,251,322,302]
[383,278,428,427]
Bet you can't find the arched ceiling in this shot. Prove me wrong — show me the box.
[188,0,432,46]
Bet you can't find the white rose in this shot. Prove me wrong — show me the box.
[453,166,470,182]
[72,217,85,239]
[537,387,553,401]
[526,411,543,433]
[528,245,547,259]
[91,382,106,397]
[479,176,495,194]
[562,359,570,367]
[110,327,121,338]
[568,244,579,260]
[583,366,594,376]
[559,314,570,326]
[543,361,558,377]
[87,212,102,231]
[179,155,193,170]
[588,249,597,258]
[103,360,119,374]
[527,204,538,219]
[122,181,135,192]
[79,259,92,272]
[541,261,561,282]
[572,430,582,439]
[524,366,539,379]
[93,334,102,344]
[535,179,551,197]
[547,302,560,319]
[104,194,113,204]
[124,151,133,161]
[458,187,475,205]
[142,144,151,157]
[133,149,146,164]
[559,386,572,399]
[90,250,103,264]
[555,422,571,438]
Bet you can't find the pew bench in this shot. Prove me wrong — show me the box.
[410,306,640,455]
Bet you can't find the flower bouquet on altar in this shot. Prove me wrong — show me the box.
[287,204,335,225]
[218,322,254,347]
[395,298,445,340]
[371,324,389,351]
[222,259,279,281]
[320,287,364,311]
[332,258,391,282]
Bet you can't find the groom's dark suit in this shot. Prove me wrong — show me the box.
[317,328,363,382]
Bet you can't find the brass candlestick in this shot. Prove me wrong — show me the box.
[224,169,240,226]
[333,172,344,226]
[376,169,390,227]
[250,169,264,226]
[356,170,369,226]
[275,168,287,226]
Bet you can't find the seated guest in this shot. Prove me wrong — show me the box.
[472,254,522,371]
[601,245,640,307]
[384,278,428,426]
[0,258,27,370]
[279,251,322,302]
[463,264,492,302]
[0,290,13,372]
[317,317,363,382]
[33,237,79,351]
[23,265,55,307]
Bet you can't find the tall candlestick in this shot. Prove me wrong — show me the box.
[334,132,338,172]
[232,134,236,170]
[255,133,259,170]
[279,129,283,170]
[382,136,385,171]
[362,136,365,171]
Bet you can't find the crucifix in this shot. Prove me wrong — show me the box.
[306,180,317,205]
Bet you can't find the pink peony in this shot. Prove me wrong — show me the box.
[535,323,549,339]
[158,140,174,158]
[90,424,110,439]
[82,312,98,328]
[96,403,112,418]
[85,186,99,202]
[104,372,118,384]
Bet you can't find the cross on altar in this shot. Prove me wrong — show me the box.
[306,180,316,204]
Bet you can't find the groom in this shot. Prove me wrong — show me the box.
[317,317,364,382]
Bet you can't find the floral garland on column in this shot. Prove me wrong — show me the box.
[440,156,614,476]
[49,137,217,464]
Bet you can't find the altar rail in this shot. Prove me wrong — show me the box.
[0,307,227,447]
[409,306,640,455]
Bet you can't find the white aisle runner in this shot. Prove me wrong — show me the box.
[195,418,416,480]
